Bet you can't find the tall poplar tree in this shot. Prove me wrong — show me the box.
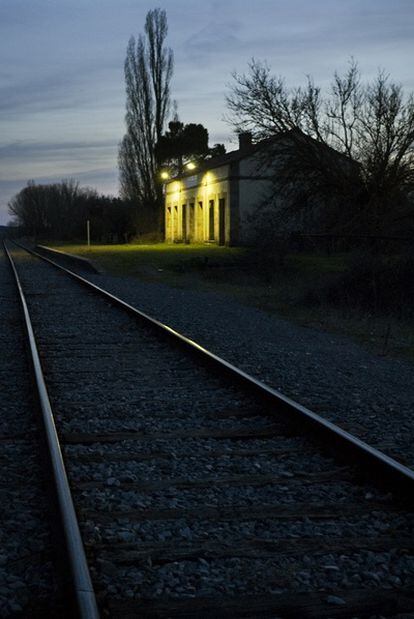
[118,8,173,234]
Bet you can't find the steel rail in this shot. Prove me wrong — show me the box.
[4,242,100,619]
[15,241,414,503]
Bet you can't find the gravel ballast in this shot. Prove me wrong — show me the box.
[80,268,414,469]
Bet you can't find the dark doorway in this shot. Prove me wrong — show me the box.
[218,198,225,245]
[182,204,187,241]
[189,202,195,241]
[173,206,178,239]
[197,202,203,239]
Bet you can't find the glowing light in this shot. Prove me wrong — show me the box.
[160,170,170,180]
[203,172,212,186]
[186,162,196,171]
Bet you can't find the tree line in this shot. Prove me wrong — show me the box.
[8,180,138,242]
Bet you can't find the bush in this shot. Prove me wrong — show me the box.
[246,209,291,281]
[130,230,164,244]
[308,249,414,317]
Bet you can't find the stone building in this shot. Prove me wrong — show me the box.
[164,130,355,245]
[164,133,275,246]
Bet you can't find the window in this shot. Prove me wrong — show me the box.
[189,202,195,240]
[182,204,187,241]
[218,198,225,245]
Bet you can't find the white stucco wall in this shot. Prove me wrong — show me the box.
[237,155,275,244]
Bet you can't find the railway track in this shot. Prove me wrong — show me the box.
[4,241,414,618]
[0,247,63,617]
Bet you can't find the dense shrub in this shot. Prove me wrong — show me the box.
[307,249,414,318]
[245,209,291,281]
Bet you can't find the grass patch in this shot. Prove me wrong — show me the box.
[49,242,414,361]
[50,243,245,277]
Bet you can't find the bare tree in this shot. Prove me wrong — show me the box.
[357,73,414,231]
[8,181,138,242]
[119,8,173,234]
[8,180,83,238]
[226,59,414,234]
[8,180,47,237]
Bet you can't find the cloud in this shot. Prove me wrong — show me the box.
[182,20,243,61]
[0,61,122,116]
[0,138,119,185]
[0,139,117,161]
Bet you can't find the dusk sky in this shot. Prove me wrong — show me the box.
[1,0,413,224]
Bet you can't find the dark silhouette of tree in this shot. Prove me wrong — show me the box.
[208,143,226,158]
[8,181,138,242]
[155,120,209,174]
[118,8,173,235]
[8,180,82,238]
[156,119,226,176]
[226,59,414,235]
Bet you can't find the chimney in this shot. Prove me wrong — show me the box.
[238,132,252,152]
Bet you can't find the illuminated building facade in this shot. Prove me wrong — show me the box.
[164,133,274,245]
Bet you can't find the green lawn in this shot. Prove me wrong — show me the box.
[51,243,245,277]
[49,242,413,360]
[49,242,346,281]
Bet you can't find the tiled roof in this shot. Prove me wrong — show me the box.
[171,133,287,181]
[169,129,352,182]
